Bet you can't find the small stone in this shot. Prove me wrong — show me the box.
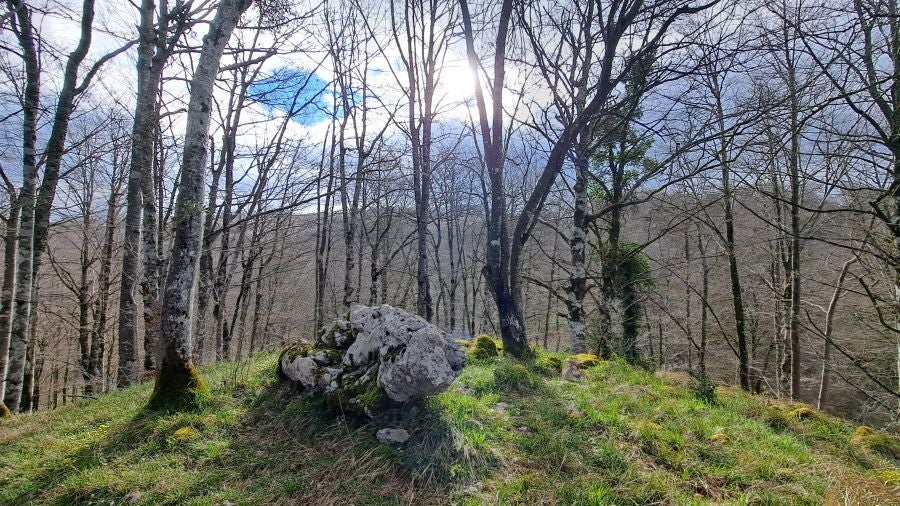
[566,406,584,421]
[516,426,529,433]
[124,491,143,503]
[495,402,510,411]
[462,482,481,494]
[376,427,410,445]
[561,359,585,382]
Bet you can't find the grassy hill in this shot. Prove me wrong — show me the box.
[1,350,898,505]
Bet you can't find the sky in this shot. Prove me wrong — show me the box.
[0,0,881,204]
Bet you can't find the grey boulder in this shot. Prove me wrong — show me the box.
[279,304,466,413]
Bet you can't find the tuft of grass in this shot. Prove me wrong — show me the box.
[493,362,540,391]
[689,370,718,404]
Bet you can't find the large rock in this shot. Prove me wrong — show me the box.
[278,305,465,415]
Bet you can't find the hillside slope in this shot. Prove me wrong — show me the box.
[1,351,898,505]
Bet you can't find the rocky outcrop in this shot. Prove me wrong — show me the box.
[278,305,466,416]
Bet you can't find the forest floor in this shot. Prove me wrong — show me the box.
[1,349,899,505]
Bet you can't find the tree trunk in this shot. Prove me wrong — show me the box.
[90,164,121,394]
[118,0,165,386]
[817,256,855,410]
[148,0,252,409]
[568,149,589,353]
[195,142,222,363]
[696,225,709,375]
[77,197,93,395]
[713,77,751,391]
[785,52,803,402]
[5,0,41,413]
[314,126,336,330]
[0,200,20,406]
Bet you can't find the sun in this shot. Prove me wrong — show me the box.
[438,58,478,105]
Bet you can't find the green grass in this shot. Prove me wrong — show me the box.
[1,352,899,505]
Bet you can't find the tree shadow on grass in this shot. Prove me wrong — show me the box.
[211,381,468,504]
[3,405,178,505]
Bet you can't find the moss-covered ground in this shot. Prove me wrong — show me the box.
[1,351,898,505]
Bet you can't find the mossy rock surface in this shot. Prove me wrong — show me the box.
[477,334,503,350]
[851,425,900,460]
[788,405,818,420]
[470,335,500,360]
[536,355,563,375]
[170,426,201,444]
[571,353,599,369]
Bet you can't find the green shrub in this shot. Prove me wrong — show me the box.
[689,370,717,404]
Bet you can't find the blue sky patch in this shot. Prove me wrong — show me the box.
[249,67,331,126]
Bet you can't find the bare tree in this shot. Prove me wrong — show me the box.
[148,0,253,409]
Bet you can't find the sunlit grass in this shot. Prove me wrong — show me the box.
[1,349,898,504]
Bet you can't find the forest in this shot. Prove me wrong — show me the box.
[0,0,900,502]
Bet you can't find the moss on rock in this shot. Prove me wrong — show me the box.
[280,342,313,365]
[324,366,388,417]
[851,425,900,459]
[788,405,818,420]
[571,353,599,369]
[280,305,465,420]
[763,405,792,431]
[536,355,563,375]
[470,335,500,360]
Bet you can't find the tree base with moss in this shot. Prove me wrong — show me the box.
[146,358,210,412]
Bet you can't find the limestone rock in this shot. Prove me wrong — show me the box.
[376,427,410,445]
[561,359,585,382]
[279,304,465,414]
